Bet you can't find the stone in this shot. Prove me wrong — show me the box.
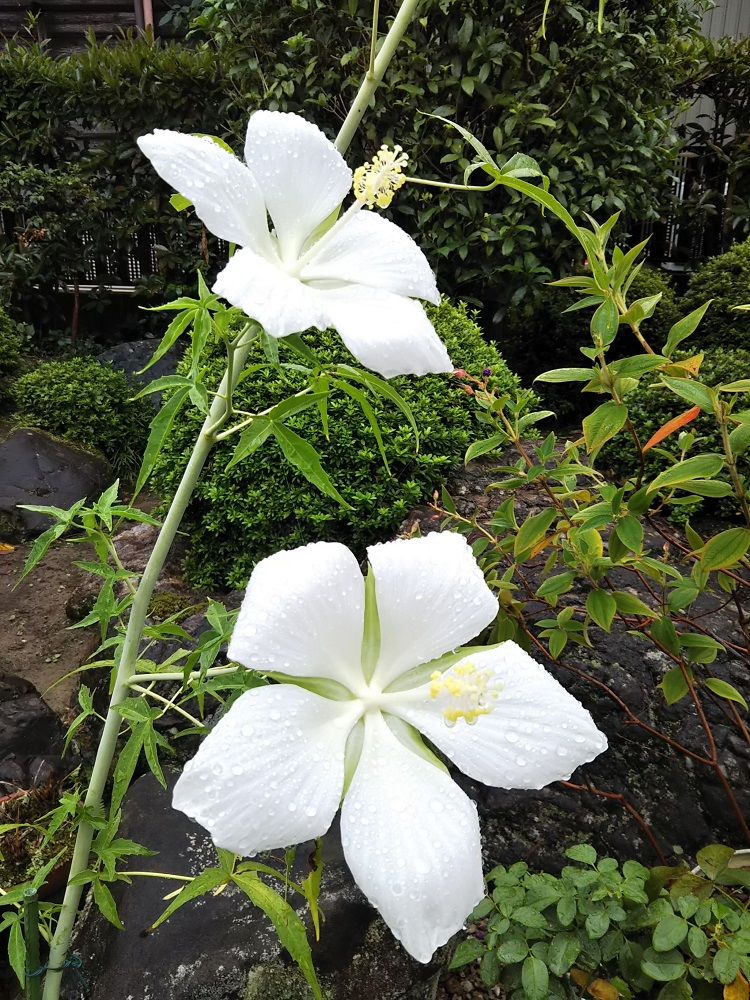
[0,428,112,539]
[0,673,68,795]
[97,340,181,406]
[62,773,443,1000]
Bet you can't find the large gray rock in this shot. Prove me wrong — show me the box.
[0,428,111,539]
[97,339,181,406]
[0,673,68,795]
[62,773,444,1000]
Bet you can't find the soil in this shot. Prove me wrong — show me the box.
[0,540,98,716]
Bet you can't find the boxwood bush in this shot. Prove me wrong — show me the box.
[0,305,24,378]
[152,301,530,590]
[601,347,750,519]
[682,237,750,350]
[10,357,151,476]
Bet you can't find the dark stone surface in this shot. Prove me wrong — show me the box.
[0,673,68,794]
[403,458,750,867]
[0,428,111,539]
[62,773,443,1000]
[97,339,181,406]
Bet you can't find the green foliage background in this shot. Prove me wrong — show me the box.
[152,301,526,589]
[0,0,705,344]
[682,236,750,350]
[11,357,152,475]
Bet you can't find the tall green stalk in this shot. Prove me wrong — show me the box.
[40,0,421,995]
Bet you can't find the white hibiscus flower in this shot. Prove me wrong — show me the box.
[173,532,607,962]
[137,111,452,379]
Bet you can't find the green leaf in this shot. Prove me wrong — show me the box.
[547,931,581,975]
[615,514,644,553]
[336,364,419,449]
[697,528,750,571]
[729,422,750,456]
[496,934,528,964]
[653,914,688,952]
[656,980,692,1000]
[535,367,595,383]
[565,843,597,865]
[719,379,750,392]
[227,418,273,469]
[7,917,26,988]
[536,572,575,601]
[585,911,610,939]
[713,948,740,985]
[465,433,507,463]
[582,402,628,456]
[233,873,324,1000]
[514,508,557,558]
[150,868,227,930]
[612,591,655,617]
[591,298,619,345]
[138,309,194,374]
[586,590,616,632]
[647,454,725,495]
[169,192,193,212]
[271,424,351,509]
[704,678,748,710]
[93,879,125,930]
[659,668,689,705]
[695,844,735,880]
[687,925,707,958]
[449,937,485,969]
[556,894,576,926]
[335,381,391,474]
[659,376,715,413]
[521,955,549,1000]
[663,301,712,357]
[641,947,686,982]
[17,521,68,583]
[134,386,190,495]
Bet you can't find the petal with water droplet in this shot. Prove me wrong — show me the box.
[392,642,608,789]
[173,684,355,855]
[340,711,484,963]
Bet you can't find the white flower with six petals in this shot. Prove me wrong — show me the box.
[173,532,607,962]
[137,111,452,379]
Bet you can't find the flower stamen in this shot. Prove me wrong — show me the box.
[428,660,500,727]
[353,144,409,209]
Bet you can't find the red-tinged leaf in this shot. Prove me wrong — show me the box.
[643,407,701,454]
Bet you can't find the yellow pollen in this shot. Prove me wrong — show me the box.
[428,660,499,727]
[353,144,409,209]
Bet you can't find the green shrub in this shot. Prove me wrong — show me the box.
[10,357,151,476]
[682,238,750,349]
[601,347,750,518]
[152,301,530,590]
[0,305,24,377]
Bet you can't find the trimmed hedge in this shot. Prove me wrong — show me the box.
[10,357,152,476]
[682,237,750,350]
[0,305,24,378]
[152,301,529,589]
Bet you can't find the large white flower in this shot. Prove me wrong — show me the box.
[137,111,452,379]
[173,532,607,962]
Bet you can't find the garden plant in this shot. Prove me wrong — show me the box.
[1,2,749,1000]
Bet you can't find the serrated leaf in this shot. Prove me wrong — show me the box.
[272,424,351,508]
[134,386,190,495]
[233,873,324,1000]
[93,879,124,929]
[138,309,193,374]
[227,418,273,469]
[150,868,227,930]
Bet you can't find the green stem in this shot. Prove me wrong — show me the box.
[719,405,750,528]
[41,338,254,1000]
[335,0,422,154]
[128,665,241,684]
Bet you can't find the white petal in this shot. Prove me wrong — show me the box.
[244,111,352,261]
[213,248,330,338]
[368,533,498,690]
[341,712,484,962]
[394,643,608,789]
[227,541,365,688]
[173,685,355,855]
[323,287,452,379]
[137,130,272,256]
[301,211,440,304]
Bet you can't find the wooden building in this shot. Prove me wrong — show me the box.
[0,0,169,52]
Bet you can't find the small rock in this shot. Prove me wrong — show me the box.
[0,673,68,794]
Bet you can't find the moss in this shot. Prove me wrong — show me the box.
[147,590,206,623]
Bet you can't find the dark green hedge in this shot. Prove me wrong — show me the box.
[682,237,750,350]
[152,301,527,589]
[0,0,703,344]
